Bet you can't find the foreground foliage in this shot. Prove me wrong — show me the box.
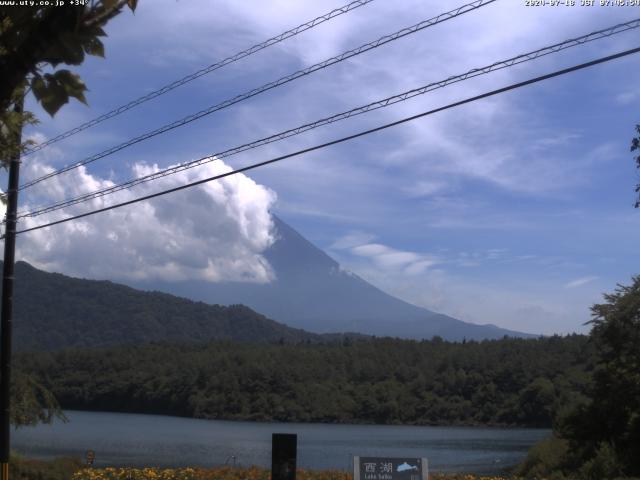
[6,456,520,480]
[10,455,82,480]
[518,277,640,479]
[560,276,640,478]
[10,371,65,426]
[19,335,592,428]
[0,2,137,165]
[71,466,511,480]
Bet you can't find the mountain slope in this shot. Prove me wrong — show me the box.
[5,261,327,351]
[132,216,535,340]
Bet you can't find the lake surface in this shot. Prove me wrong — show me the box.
[13,410,549,475]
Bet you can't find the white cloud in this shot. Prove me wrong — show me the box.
[59,0,637,228]
[404,259,439,275]
[565,276,598,289]
[402,180,449,198]
[615,90,640,105]
[327,230,596,334]
[332,236,440,275]
[329,231,376,250]
[338,257,593,335]
[8,157,278,284]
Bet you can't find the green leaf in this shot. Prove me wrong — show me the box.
[80,25,108,38]
[30,70,88,115]
[30,75,47,102]
[54,70,88,105]
[56,32,86,65]
[39,81,69,116]
[34,74,70,116]
[102,0,120,9]
[83,37,105,58]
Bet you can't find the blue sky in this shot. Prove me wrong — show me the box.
[5,0,640,335]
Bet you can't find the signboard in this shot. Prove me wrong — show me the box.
[353,457,428,480]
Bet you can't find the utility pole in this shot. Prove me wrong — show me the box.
[0,95,24,480]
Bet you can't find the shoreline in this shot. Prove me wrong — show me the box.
[50,409,555,431]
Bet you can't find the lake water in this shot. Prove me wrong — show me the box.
[13,410,549,475]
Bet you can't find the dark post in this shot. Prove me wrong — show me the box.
[0,96,24,480]
[272,433,297,480]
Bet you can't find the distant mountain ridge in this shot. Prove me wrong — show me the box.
[130,216,536,341]
[5,261,341,351]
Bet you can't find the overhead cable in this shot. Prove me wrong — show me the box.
[22,0,377,156]
[11,45,640,237]
[18,0,497,191]
[16,17,640,220]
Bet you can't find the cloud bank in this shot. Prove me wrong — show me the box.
[8,157,277,283]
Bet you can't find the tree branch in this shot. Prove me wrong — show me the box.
[82,0,129,29]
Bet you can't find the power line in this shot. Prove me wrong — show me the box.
[21,0,377,156]
[18,0,497,191]
[16,17,640,221]
[11,45,640,238]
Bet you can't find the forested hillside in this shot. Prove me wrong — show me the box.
[7,261,331,350]
[19,335,593,427]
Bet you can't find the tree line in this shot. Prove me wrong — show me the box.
[18,334,593,428]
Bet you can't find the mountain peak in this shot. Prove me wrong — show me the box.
[266,215,339,277]
[129,216,535,340]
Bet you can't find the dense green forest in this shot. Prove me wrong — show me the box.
[19,335,592,428]
[7,261,349,350]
